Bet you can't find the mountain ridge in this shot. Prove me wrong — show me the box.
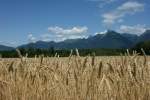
[1,29,150,50]
[18,29,150,49]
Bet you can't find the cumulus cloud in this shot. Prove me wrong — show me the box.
[118,1,144,12]
[40,33,63,42]
[118,24,147,35]
[40,26,88,42]
[48,26,88,35]
[28,33,36,43]
[27,26,88,42]
[102,1,144,26]
[40,34,53,42]
[102,12,123,26]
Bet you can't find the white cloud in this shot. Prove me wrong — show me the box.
[29,26,88,42]
[118,1,144,12]
[48,26,88,35]
[94,30,107,35]
[40,34,53,42]
[66,35,87,39]
[28,33,36,43]
[102,1,144,26]
[40,26,88,42]
[102,11,123,25]
[40,33,63,42]
[48,26,88,41]
[118,24,147,35]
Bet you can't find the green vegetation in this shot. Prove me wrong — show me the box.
[0,48,127,58]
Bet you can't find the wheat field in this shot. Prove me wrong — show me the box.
[0,49,150,100]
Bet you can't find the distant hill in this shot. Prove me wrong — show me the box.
[121,33,138,43]
[20,41,55,49]
[0,45,14,51]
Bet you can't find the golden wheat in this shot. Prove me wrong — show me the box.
[0,50,150,100]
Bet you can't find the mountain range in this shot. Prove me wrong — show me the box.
[1,30,150,50]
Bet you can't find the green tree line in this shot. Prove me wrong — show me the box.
[0,47,127,58]
[0,44,150,58]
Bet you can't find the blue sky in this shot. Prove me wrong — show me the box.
[0,0,150,47]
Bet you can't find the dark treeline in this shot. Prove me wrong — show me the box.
[132,40,150,55]
[0,47,127,58]
[0,47,149,58]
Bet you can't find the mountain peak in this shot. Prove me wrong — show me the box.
[105,30,120,36]
[106,29,116,33]
[144,29,150,34]
[138,29,150,42]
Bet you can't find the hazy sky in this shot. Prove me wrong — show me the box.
[0,0,150,47]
